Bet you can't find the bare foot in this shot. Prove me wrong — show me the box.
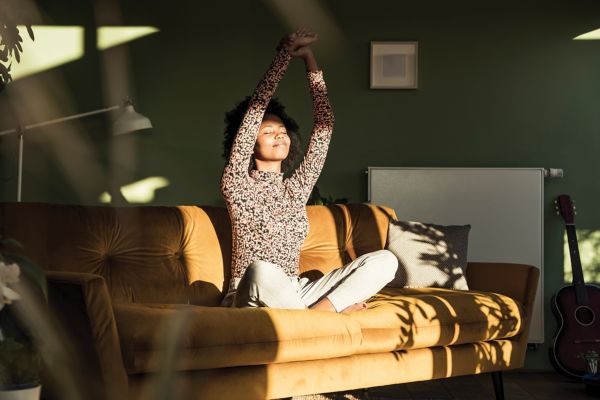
[341,302,368,313]
[309,297,336,312]
[309,298,369,313]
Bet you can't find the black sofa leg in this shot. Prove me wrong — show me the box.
[491,371,505,400]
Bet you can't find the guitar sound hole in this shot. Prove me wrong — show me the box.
[575,306,595,326]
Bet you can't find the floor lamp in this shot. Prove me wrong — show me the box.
[0,99,152,202]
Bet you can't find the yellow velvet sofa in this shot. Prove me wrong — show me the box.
[0,202,538,400]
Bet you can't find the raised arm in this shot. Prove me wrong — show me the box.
[287,45,335,203]
[220,44,292,198]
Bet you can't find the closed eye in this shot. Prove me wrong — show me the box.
[262,128,287,135]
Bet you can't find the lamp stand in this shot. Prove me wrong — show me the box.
[17,129,23,202]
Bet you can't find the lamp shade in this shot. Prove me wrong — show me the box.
[113,104,152,135]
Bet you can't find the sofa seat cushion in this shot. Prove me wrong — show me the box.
[114,303,362,374]
[350,287,524,355]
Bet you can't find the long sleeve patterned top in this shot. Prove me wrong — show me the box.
[220,47,334,291]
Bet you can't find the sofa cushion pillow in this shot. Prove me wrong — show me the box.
[385,220,471,290]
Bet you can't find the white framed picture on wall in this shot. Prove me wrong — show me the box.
[370,41,418,89]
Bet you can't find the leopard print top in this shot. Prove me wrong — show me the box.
[220,47,334,291]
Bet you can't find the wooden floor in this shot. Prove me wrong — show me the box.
[291,371,598,400]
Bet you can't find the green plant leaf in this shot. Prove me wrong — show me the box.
[0,63,9,81]
[0,338,25,352]
[26,25,34,41]
[0,238,24,251]
[0,337,41,385]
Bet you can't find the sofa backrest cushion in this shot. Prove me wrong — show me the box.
[300,204,396,278]
[0,202,395,305]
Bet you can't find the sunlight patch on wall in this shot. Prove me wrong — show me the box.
[262,0,344,54]
[97,26,159,50]
[563,229,600,284]
[10,25,159,80]
[10,26,84,80]
[99,192,112,204]
[574,28,600,40]
[99,176,169,204]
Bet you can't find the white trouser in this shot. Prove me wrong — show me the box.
[223,249,398,312]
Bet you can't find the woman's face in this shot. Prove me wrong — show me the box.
[254,113,291,163]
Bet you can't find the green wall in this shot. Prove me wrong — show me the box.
[2,0,600,370]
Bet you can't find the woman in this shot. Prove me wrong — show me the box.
[220,29,398,312]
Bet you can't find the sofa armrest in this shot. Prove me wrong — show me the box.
[466,262,540,369]
[466,262,539,317]
[46,271,128,400]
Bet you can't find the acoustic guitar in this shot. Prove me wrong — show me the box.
[550,194,600,379]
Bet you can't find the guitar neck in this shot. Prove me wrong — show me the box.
[565,224,589,305]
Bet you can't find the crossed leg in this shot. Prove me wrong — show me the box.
[233,249,398,313]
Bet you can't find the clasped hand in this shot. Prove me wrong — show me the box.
[278,28,318,59]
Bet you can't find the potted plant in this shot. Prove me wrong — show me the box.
[579,350,600,396]
[0,236,47,400]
